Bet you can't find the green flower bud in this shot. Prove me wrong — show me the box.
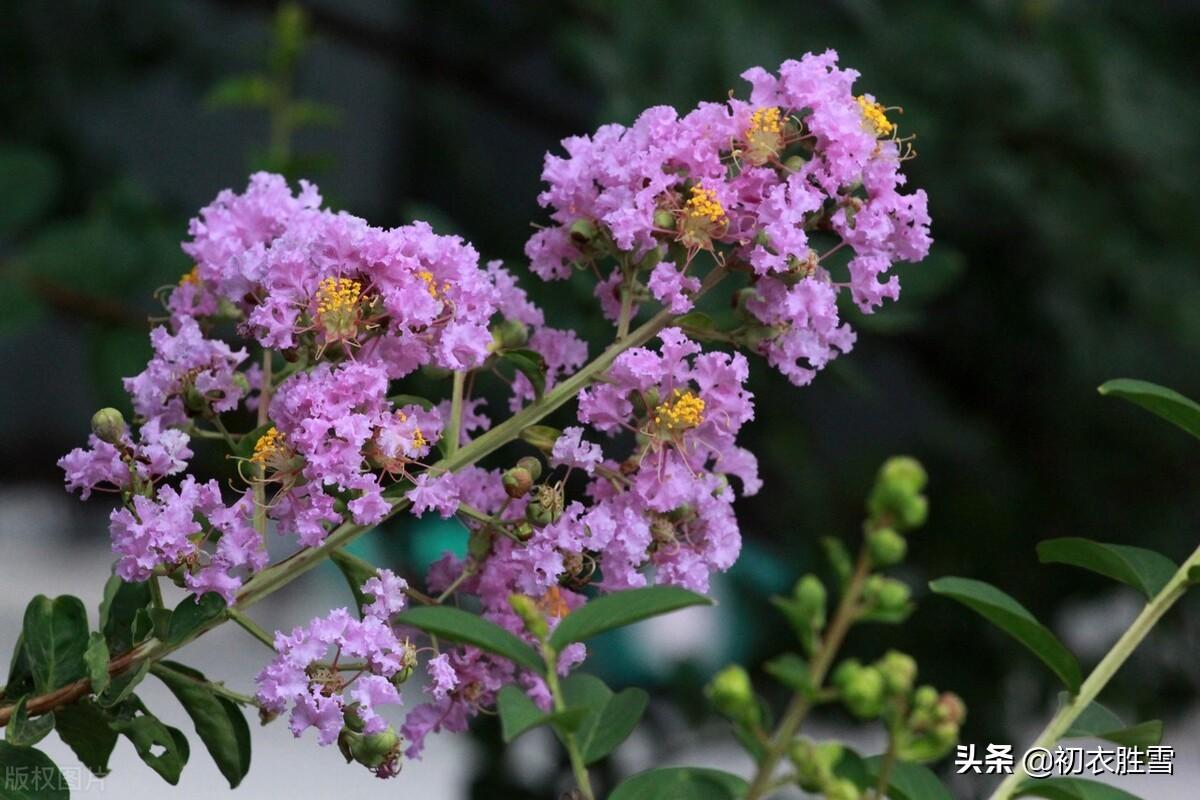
[705,665,759,726]
[913,685,938,710]
[502,467,533,499]
[525,500,555,528]
[897,494,929,530]
[653,209,677,231]
[343,704,366,732]
[337,728,360,764]
[569,218,598,245]
[840,664,886,719]
[783,154,807,172]
[519,425,562,454]
[879,456,927,495]
[490,318,529,351]
[826,778,862,800]
[864,575,911,613]
[867,527,907,567]
[513,522,534,542]
[516,456,543,481]
[832,659,863,690]
[349,726,401,770]
[788,738,844,792]
[876,650,917,696]
[508,594,548,640]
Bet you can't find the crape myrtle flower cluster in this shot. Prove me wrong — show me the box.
[527,49,930,386]
[57,51,930,777]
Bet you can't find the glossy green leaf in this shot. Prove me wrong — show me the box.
[1099,379,1200,440]
[21,596,88,694]
[0,741,68,799]
[392,606,542,671]
[764,653,812,694]
[97,659,149,709]
[556,673,649,764]
[83,633,110,697]
[1037,538,1177,600]
[99,575,153,654]
[609,767,747,800]
[52,700,117,777]
[4,636,34,700]
[329,548,379,619]
[109,699,190,785]
[1063,697,1162,747]
[503,349,547,399]
[930,577,1081,692]
[548,586,712,651]
[152,662,251,788]
[166,593,226,647]
[1015,777,1143,799]
[495,686,588,742]
[821,536,854,587]
[4,697,54,748]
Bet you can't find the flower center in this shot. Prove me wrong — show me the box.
[685,185,726,225]
[314,276,364,342]
[747,106,782,137]
[416,270,443,300]
[179,266,201,286]
[856,95,894,137]
[654,388,706,431]
[250,426,288,470]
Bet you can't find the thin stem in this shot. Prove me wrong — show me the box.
[149,575,165,611]
[988,541,1200,799]
[543,646,595,800]
[744,547,873,800]
[227,608,276,650]
[616,278,635,340]
[435,565,475,605]
[872,725,899,799]
[447,369,466,457]
[210,416,240,452]
[0,267,730,727]
[254,350,273,539]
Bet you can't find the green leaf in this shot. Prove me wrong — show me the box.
[83,633,110,696]
[858,603,916,625]
[392,606,542,671]
[329,548,379,619]
[821,536,854,587]
[4,697,54,748]
[0,741,68,799]
[1015,777,1143,799]
[21,596,89,694]
[109,698,190,785]
[1189,565,1200,586]
[203,74,273,110]
[99,576,153,654]
[97,659,150,709]
[495,686,588,742]
[152,662,251,788]
[1037,538,1177,600]
[548,586,713,651]
[166,593,226,647]
[387,394,435,412]
[555,673,649,764]
[930,577,1081,692]
[764,653,812,694]
[1099,378,1200,440]
[503,349,547,399]
[53,700,118,777]
[1063,697,1162,747]
[4,636,34,700]
[0,145,61,235]
[579,686,647,764]
[861,756,953,800]
[609,767,748,800]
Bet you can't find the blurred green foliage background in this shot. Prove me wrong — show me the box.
[2,1,1199,796]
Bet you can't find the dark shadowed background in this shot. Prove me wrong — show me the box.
[2,1,1199,797]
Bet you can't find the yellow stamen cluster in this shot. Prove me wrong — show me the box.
[250,426,285,467]
[315,276,362,318]
[747,106,783,137]
[685,185,726,224]
[180,266,201,286]
[411,427,428,451]
[856,95,895,137]
[417,270,441,299]
[654,388,706,430]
